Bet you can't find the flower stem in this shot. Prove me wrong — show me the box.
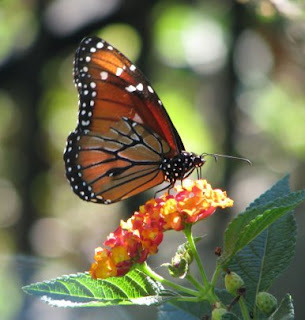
[239,296,251,320]
[142,263,200,297]
[210,265,222,288]
[186,274,205,291]
[183,225,209,288]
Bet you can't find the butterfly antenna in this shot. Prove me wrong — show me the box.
[202,153,252,165]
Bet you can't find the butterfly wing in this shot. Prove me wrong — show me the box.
[64,36,184,204]
[74,36,184,153]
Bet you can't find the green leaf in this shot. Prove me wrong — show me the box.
[227,178,297,313]
[158,300,240,320]
[229,215,296,310]
[218,190,305,267]
[268,294,294,320]
[158,301,211,320]
[247,175,290,209]
[23,266,177,307]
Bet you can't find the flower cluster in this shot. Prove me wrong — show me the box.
[90,179,233,279]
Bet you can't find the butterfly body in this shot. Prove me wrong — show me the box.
[64,36,205,204]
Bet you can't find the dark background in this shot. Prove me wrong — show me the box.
[1,0,305,319]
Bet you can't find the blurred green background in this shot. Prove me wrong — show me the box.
[1,0,305,319]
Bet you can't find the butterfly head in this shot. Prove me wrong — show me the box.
[161,151,205,184]
[191,153,206,169]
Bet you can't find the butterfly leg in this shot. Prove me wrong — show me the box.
[196,167,203,179]
[154,182,175,198]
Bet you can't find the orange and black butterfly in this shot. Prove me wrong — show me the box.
[64,36,205,204]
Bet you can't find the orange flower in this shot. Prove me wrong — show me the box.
[90,179,233,279]
[90,247,117,279]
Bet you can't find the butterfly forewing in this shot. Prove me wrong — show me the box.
[74,36,184,153]
[64,36,188,204]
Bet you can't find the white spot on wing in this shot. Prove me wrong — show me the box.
[125,85,136,92]
[130,64,136,71]
[147,85,154,93]
[96,42,104,49]
[101,71,108,80]
[116,67,123,76]
[136,83,143,91]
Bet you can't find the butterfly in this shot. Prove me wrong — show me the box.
[64,36,205,204]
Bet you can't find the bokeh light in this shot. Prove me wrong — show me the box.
[1,0,305,319]
[44,0,122,36]
[234,29,274,84]
[153,3,228,74]
[0,0,37,64]
[97,23,142,62]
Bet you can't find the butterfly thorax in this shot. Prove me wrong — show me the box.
[161,151,205,183]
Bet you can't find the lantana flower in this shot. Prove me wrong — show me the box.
[90,179,233,279]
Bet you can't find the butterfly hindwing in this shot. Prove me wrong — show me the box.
[64,118,169,203]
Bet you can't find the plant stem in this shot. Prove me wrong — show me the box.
[239,296,251,320]
[183,225,220,304]
[210,265,222,288]
[142,263,200,297]
[183,225,209,288]
[175,296,203,302]
[186,274,205,291]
